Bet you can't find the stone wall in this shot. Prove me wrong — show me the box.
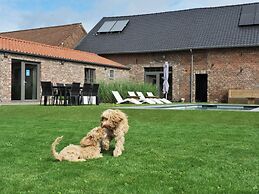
[0,53,12,102]
[102,47,259,103]
[0,52,129,102]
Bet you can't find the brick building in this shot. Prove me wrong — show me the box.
[0,36,129,103]
[0,23,87,49]
[76,3,259,103]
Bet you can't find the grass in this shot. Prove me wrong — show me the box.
[0,105,258,194]
[99,81,158,103]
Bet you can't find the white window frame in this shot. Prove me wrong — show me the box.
[109,69,115,80]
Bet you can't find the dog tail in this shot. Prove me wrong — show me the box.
[51,136,63,161]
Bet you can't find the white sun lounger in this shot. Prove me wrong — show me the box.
[128,91,156,104]
[136,92,160,104]
[146,92,172,104]
[112,91,142,104]
[128,91,138,98]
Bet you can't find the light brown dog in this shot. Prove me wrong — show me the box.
[99,109,129,157]
[51,127,105,162]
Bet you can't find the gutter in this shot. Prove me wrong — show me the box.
[96,44,259,55]
[190,49,194,103]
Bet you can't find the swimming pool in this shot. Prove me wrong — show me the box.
[122,104,259,111]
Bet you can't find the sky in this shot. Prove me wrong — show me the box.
[0,0,258,33]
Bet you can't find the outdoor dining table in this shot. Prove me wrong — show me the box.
[53,85,83,106]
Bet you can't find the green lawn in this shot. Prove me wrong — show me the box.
[0,105,258,194]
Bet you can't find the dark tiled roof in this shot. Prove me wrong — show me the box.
[1,23,87,48]
[76,3,259,54]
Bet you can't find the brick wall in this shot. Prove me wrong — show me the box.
[102,47,259,103]
[0,53,129,102]
[62,26,86,49]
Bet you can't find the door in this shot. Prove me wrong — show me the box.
[11,60,39,101]
[144,67,172,100]
[25,64,38,100]
[195,74,207,102]
[11,61,22,100]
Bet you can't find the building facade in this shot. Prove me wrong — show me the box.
[0,36,129,103]
[103,48,259,102]
[76,3,259,103]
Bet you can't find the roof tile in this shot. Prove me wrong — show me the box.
[0,35,127,69]
[0,23,87,48]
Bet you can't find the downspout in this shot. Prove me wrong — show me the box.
[190,49,194,103]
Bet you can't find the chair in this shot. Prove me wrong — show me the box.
[128,91,156,104]
[112,91,142,104]
[92,84,99,105]
[40,81,55,105]
[55,83,65,105]
[136,92,156,104]
[81,83,92,104]
[69,82,81,105]
[146,92,172,104]
[127,91,138,98]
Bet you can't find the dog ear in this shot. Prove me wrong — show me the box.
[80,136,94,146]
[113,114,123,123]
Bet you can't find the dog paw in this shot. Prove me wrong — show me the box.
[113,149,122,157]
[102,144,110,151]
[103,146,109,151]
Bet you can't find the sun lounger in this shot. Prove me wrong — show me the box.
[135,92,160,104]
[146,92,172,104]
[128,91,156,104]
[128,91,139,98]
[112,91,142,104]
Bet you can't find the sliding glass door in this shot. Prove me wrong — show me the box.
[11,60,40,101]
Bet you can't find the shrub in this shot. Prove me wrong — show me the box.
[99,81,158,103]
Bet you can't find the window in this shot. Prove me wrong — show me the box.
[85,68,96,83]
[109,69,115,79]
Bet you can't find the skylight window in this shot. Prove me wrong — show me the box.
[97,20,129,33]
[239,4,259,26]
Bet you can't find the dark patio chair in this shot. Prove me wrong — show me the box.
[40,81,55,105]
[69,82,81,105]
[65,83,72,87]
[92,84,99,105]
[55,83,65,105]
[81,83,92,104]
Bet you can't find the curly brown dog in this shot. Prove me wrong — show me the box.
[99,109,129,157]
[51,127,105,162]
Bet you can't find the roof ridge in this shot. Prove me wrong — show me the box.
[102,2,259,19]
[0,23,83,34]
[0,35,97,56]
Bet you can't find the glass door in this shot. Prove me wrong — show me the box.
[11,60,39,101]
[25,64,38,100]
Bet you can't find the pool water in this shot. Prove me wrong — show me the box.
[123,104,259,111]
[162,104,259,111]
